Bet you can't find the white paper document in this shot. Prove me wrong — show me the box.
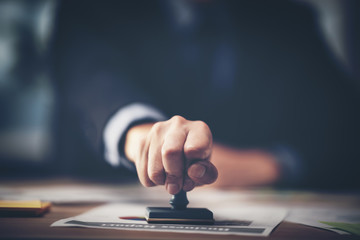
[51,203,287,236]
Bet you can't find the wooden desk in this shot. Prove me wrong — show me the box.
[0,179,358,240]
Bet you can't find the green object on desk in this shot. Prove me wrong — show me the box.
[319,221,360,236]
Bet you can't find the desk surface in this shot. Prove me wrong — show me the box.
[0,178,359,240]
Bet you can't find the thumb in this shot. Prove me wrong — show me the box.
[187,161,218,185]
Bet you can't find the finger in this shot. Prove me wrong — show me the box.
[182,177,195,192]
[182,166,195,192]
[187,161,218,185]
[183,121,214,187]
[183,121,212,162]
[162,129,187,195]
[136,134,155,187]
[147,125,165,185]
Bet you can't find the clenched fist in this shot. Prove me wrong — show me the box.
[124,115,218,195]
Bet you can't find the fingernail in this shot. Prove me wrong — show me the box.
[189,164,206,178]
[167,183,179,194]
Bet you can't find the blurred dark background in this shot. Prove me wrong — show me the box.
[0,0,359,189]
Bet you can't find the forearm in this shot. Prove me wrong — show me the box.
[210,143,281,188]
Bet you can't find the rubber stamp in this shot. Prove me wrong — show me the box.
[145,190,214,225]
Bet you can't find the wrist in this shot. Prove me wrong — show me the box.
[124,122,154,162]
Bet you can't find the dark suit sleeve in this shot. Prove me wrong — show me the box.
[51,1,164,167]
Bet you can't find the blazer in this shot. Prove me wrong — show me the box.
[51,0,360,189]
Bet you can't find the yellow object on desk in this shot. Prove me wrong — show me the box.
[0,200,51,217]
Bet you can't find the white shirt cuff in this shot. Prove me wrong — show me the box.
[103,103,167,168]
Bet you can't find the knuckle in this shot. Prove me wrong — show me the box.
[195,120,211,133]
[148,170,165,184]
[170,115,186,124]
[162,145,182,159]
[166,173,182,182]
[151,122,163,135]
[184,144,208,159]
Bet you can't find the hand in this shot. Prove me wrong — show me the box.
[124,115,218,195]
